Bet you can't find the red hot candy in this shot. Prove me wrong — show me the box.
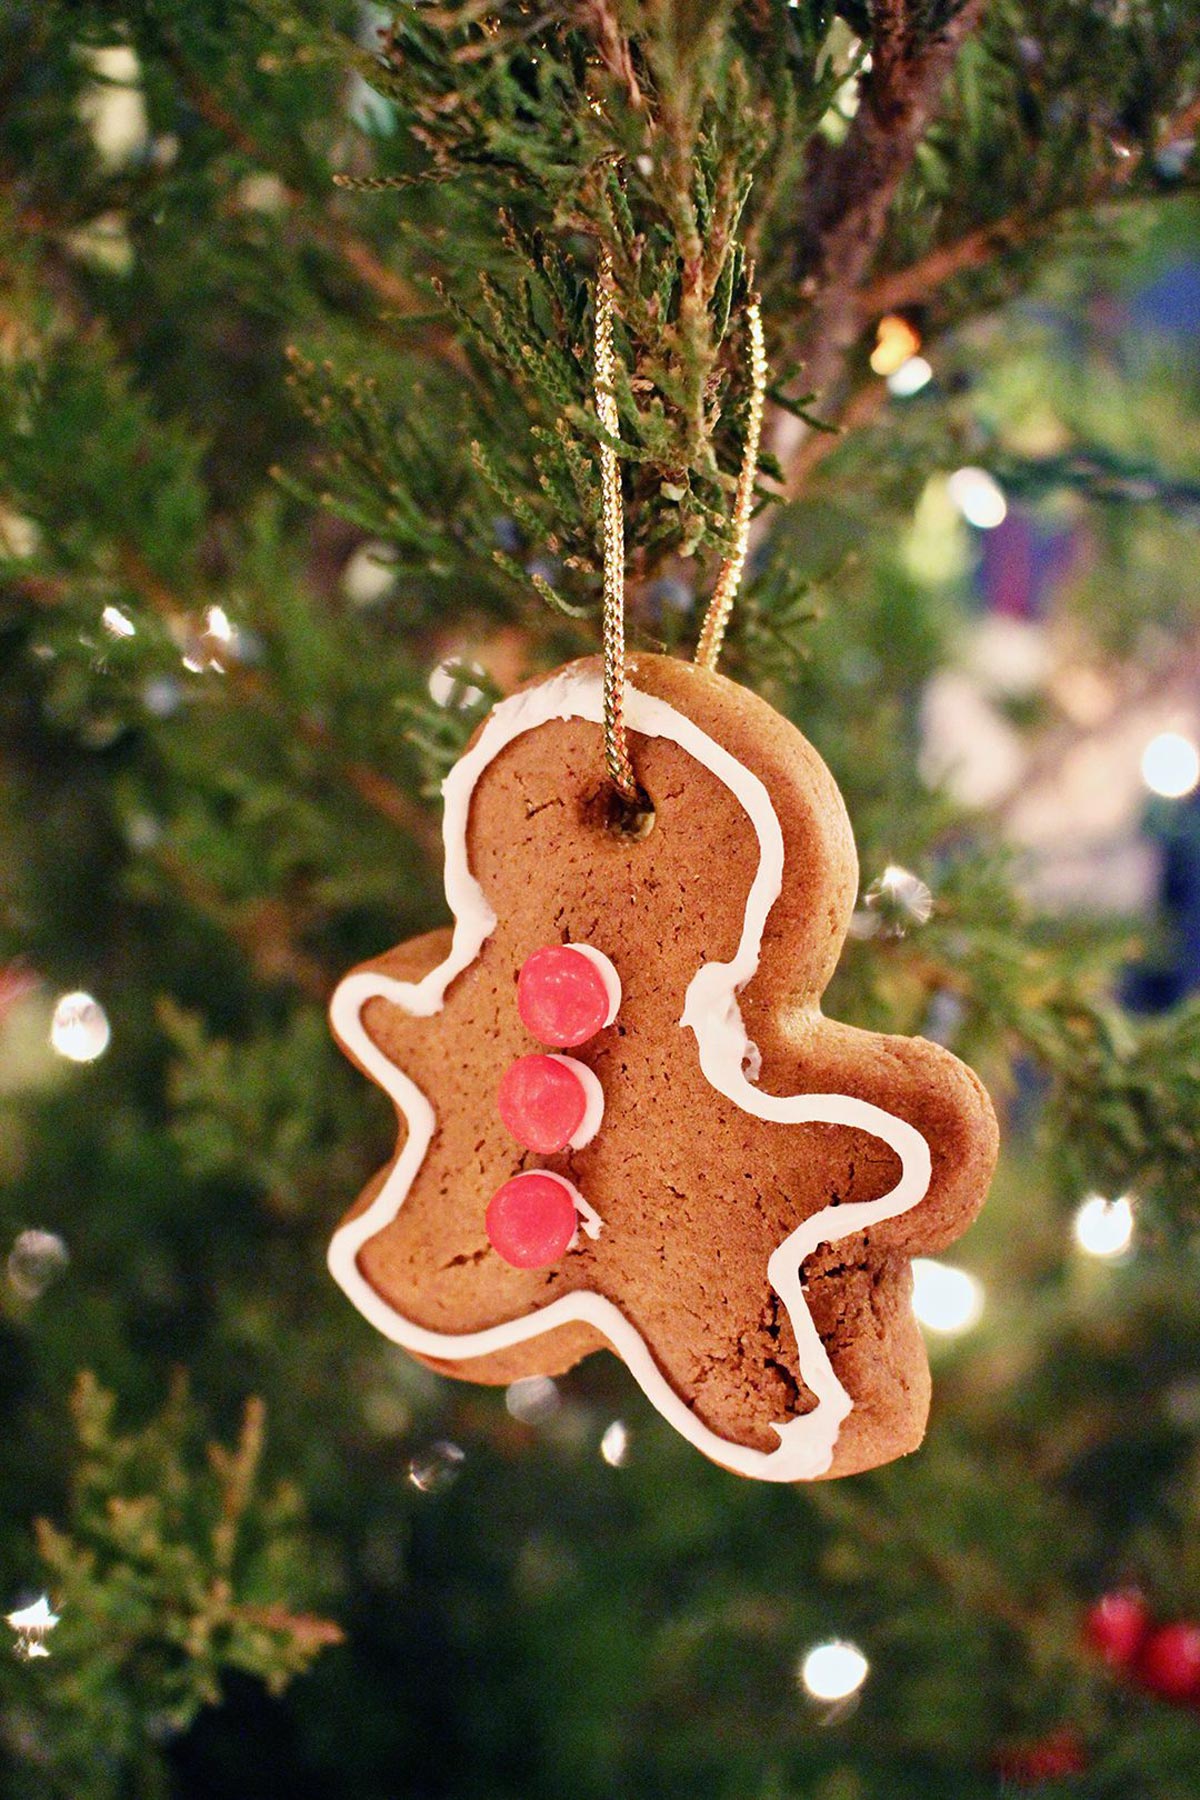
[1083,1589,1149,1669]
[485,1171,582,1269]
[497,1053,600,1154]
[1136,1622,1200,1702]
[516,944,619,1048]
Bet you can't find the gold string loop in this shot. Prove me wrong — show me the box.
[594,244,638,803]
[695,297,768,672]
[593,250,768,800]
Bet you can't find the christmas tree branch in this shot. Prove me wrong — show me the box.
[858,78,1200,323]
[783,377,887,499]
[152,844,331,1000]
[114,547,437,854]
[790,0,986,400]
[857,211,1029,318]
[156,31,464,362]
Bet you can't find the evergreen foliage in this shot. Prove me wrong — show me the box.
[2,2,1200,1795]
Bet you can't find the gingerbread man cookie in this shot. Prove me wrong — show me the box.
[329,654,998,1480]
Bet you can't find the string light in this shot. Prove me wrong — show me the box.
[505,1376,560,1425]
[858,864,934,938]
[870,314,922,377]
[341,540,397,607]
[205,605,233,645]
[911,1258,985,1335]
[428,659,486,709]
[600,1420,630,1466]
[7,1596,59,1660]
[49,991,110,1063]
[799,1639,869,1701]
[1141,732,1200,799]
[406,1440,465,1493]
[101,604,136,639]
[887,355,933,397]
[180,606,238,674]
[947,467,1008,529]
[7,1229,69,1301]
[77,44,148,170]
[1073,1193,1134,1259]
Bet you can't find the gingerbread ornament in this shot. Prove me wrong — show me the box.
[329,654,997,1480]
[327,258,997,1481]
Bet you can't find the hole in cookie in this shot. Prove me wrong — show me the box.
[604,782,656,841]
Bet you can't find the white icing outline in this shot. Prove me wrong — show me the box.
[329,668,933,1482]
[565,944,621,1028]
[548,1055,605,1150]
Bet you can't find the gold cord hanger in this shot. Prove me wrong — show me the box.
[594,244,638,804]
[594,249,768,802]
[694,296,767,671]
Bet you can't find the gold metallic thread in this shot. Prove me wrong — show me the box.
[594,244,638,803]
[695,298,768,673]
[594,252,768,799]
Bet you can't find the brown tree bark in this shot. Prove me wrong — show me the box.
[778,0,988,495]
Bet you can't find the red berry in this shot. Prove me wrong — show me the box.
[485,1171,580,1269]
[516,944,617,1047]
[1136,1622,1200,1702]
[1083,1589,1149,1668]
[994,1728,1086,1787]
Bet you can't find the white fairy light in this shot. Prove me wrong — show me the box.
[887,355,933,398]
[236,172,289,215]
[7,1229,69,1302]
[101,605,136,639]
[799,1640,869,1702]
[600,1420,630,1467]
[63,211,135,277]
[77,44,148,170]
[1141,732,1200,800]
[1073,1193,1134,1259]
[180,606,238,673]
[406,1440,465,1493]
[428,659,486,710]
[947,466,1008,530]
[860,864,934,938]
[911,1258,984,1335]
[504,1375,560,1425]
[204,604,234,645]
[0,507,40,559]
[49,991,110,1063]
[341,541,398,607]
[7,1595,59,1660]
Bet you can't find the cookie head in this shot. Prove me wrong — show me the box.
[329,653,998,1481]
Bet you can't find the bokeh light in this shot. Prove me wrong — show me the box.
[870,314,922,376]
[49,991,110,1063]
[407,1440,465,1493]
[911,1258,985,1334]
[947,466,1008,529]
[429,659,486,709]
[1073,1193,1134,1259]
[887,355,933,397]
[7,1229,69,1301]
[505,1376,561,1425]
[800,1639,870,1701]
[600,1420,630,1467]
[1141,731,1200,799]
